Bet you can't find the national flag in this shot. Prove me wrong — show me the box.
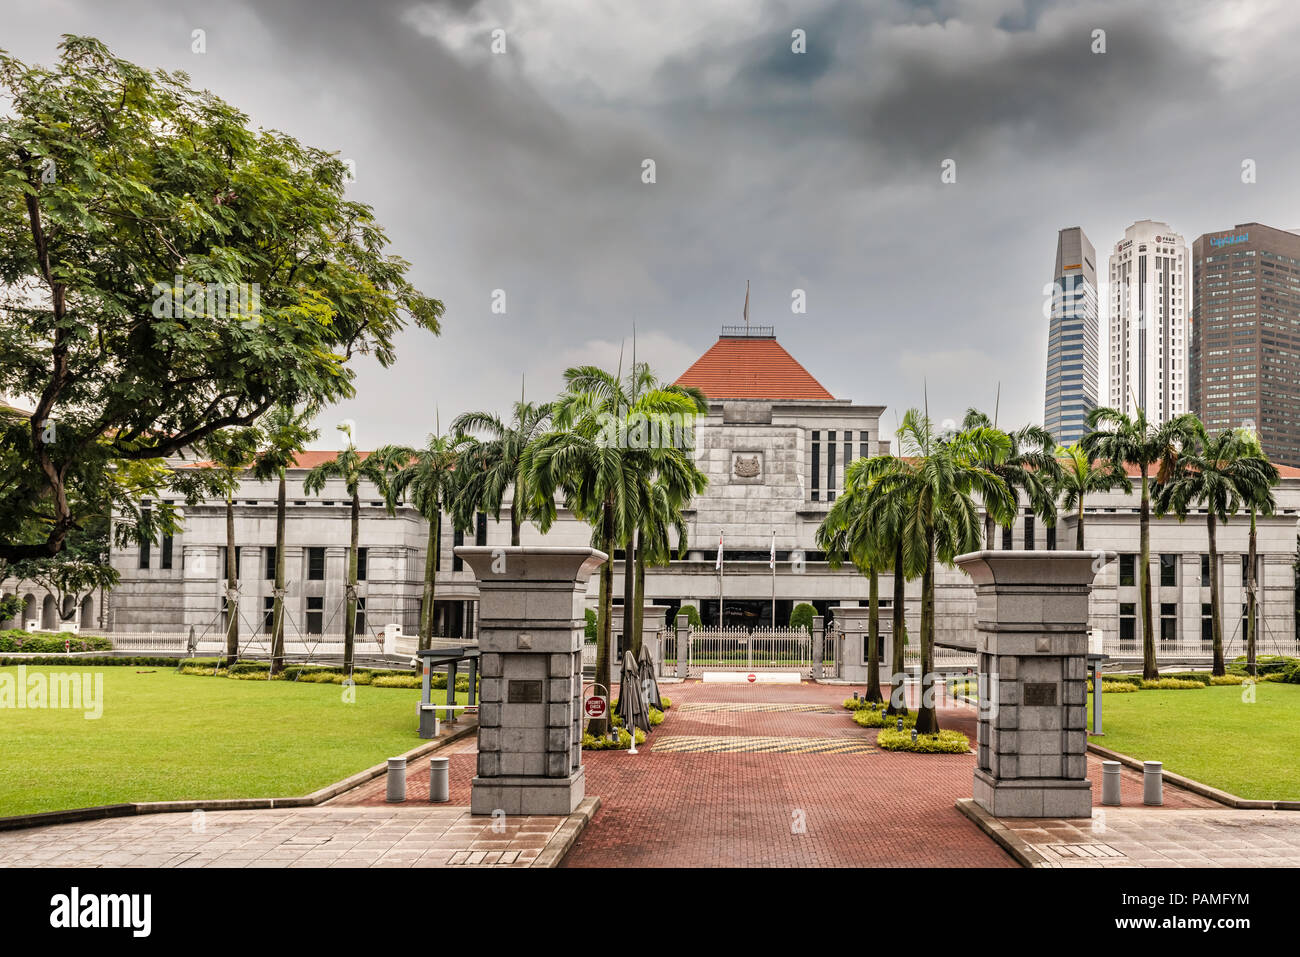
[743,280,750,326]
[769,530,776,570]
[715,530,724,571]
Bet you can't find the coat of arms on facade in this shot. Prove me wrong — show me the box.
[732,455,761,478]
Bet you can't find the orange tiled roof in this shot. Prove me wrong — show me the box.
[675,335,834,401]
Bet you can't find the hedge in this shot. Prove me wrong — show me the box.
[853,707,917,729]
[876,728,970,753]
[1,655,180,667]
[0,631,113,653]
[582,727,646,750]
[1228,655,1298,676]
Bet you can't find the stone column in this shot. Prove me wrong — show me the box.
[675,613,690,679]
[811,615,825,679]
[957,549,1114,819]
[833,606,869,683]
[642,603,668,675]
[457,546,606,816]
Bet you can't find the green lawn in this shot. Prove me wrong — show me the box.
[0,666,468,817]
[1089,682,1300,800]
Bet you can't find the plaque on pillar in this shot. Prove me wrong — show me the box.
[456,546,606,816]
[955,549,1114,819]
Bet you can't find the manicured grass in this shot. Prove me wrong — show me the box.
[1089,682,1300,800]
[0,666,468,817]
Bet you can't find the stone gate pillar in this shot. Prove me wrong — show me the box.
[456,546,607,816]
[675,613,690,679]
[642,603,668,675]
[833,606,868,683]
[811,615,825,679]
[956,549,1114,819]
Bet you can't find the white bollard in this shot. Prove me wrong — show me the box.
[428,756,450,803]
[386,756,407,803]
[1101,760,1122,806]
[1142,761,1163,806]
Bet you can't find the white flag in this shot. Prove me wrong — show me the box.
[715,531,724,571]
[769,530,776,570]
[743,280,750,325]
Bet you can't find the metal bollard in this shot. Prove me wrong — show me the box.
[1101,760,1122,806]
[1142,761,1163,806]
[386,756,407,803]
[428,756,450,803]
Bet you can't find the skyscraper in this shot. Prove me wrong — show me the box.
[1044,227,1099,446]
[1107,220,1189,426]
[1190,222,1300,466]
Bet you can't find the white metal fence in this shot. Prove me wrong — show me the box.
[686,626,813,676]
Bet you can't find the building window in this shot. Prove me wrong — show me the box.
[263,596,275,634]
[306,597,323,635]
[355,596,366,635]
[1119,603,1136,644]
[1119,554,1136,587]
[453,529,464,571]
[1046,524,1056,551]
[1159,554,1178,587]
[475,513,487,547]
[1201,554,1211,587]
[1024,515,1035,550]
[827,431,837,502]
[858,431,869,462]
[1002,524,1013,550]
[1201,603,1213,648]
[811,431,820,502]
[356,547,368,582]
[1160,603,1177,644]
[265,546,277,580]
[308,547,325,581]
[160,534,173,570]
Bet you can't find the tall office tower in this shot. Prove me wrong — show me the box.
[1108,220,1189,426]
[1191,223,1300,466]
[1044,227,1099,446]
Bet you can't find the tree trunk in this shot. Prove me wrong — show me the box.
[1139,467,1157,680]
[510,496,521,547]
[915,521,940,734]
[1075,500,1085,551]
[632,539,645,656]
[344,488,359,675]
[419,508,440,652]
[270,469,287,675]
[1208,512,1224,676]
[224,493,238,667]
[865,566,882,702]
[621,530,636,667]
[1246,508,1258,678]
[590,499,615,737]
[985,513,995,549]
[887,540,907,715]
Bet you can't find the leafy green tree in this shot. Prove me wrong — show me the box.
[302,424,390,674]
[451,399,552,546]
[1083,407,1201,679]
[1056,442,1129,550]
[863,410,1016,733]
[0,36,441,564]
[961,410,1060,546]
[789,602,816,635]
[375,431,468,652]
[250,404,319,674]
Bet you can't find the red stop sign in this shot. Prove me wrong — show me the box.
[584,696,607,719]
[746,674,756,683]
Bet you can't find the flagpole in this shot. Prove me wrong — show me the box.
[770,529,776,628]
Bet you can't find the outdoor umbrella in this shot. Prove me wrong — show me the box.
[617,650,651,733]
[637,644,663,712]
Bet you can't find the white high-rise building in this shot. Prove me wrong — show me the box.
[1107,220,1189,425]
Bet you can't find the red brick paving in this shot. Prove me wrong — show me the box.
[335,680,1214,867]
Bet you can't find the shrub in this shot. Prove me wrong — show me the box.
[1099,681,1139,693]
[1139,678,1206,690]
[584,608,598,640]
[789,603,816,635]
[1228,655,1298,676]
[649,708,665,726]
[0,654,181,667]
[0,631,113,653]
[1101,673,1144,687]
[876,728,970,753]
[1158,672,1211,685]
[853,707,916,729]
[228,662,270,676]
[371,674,422,688]
[659,696,672,710]
[582,727,646,750]
[676,605,701,629]
[1209,674,1248,685]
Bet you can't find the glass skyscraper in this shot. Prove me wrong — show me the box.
[1044,227,1099,446]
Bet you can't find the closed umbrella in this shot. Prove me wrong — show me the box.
[637,644,663,711]
[617,650,651,733]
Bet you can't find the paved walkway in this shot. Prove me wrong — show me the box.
[0,805,569,868]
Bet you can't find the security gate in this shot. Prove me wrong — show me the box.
[685,626,819,678]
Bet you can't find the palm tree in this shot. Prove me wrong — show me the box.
[1056,442,1129,550]
[374,431,467,652]
[197,427,261,667]
[302,423,390,674]
[251,404,319,675]
[961,410,1060,547]
[862,410,1016,733]
[1083,406,1201,679]
[631,477,692,656]
[1153,427,1277,675]
[523,364,706,736]
[451,397,552,546]
[1234,431,1279,677]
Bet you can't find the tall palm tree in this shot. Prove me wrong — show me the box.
[1234,431,1279,677]
[374,431,467,652]
[863,410,1016,733]
[1083,406,1201,679]
[451,397,552,546]
[302,423,390,674]
[631,477,692,656]
[523,364,706,735]
[1153,427,1276,675]
[251,404,319,675]
[197,427,261,667]
[961,410,1060,547]
[1055,442,1129,550]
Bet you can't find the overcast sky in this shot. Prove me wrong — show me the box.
[6,0,1300,449]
